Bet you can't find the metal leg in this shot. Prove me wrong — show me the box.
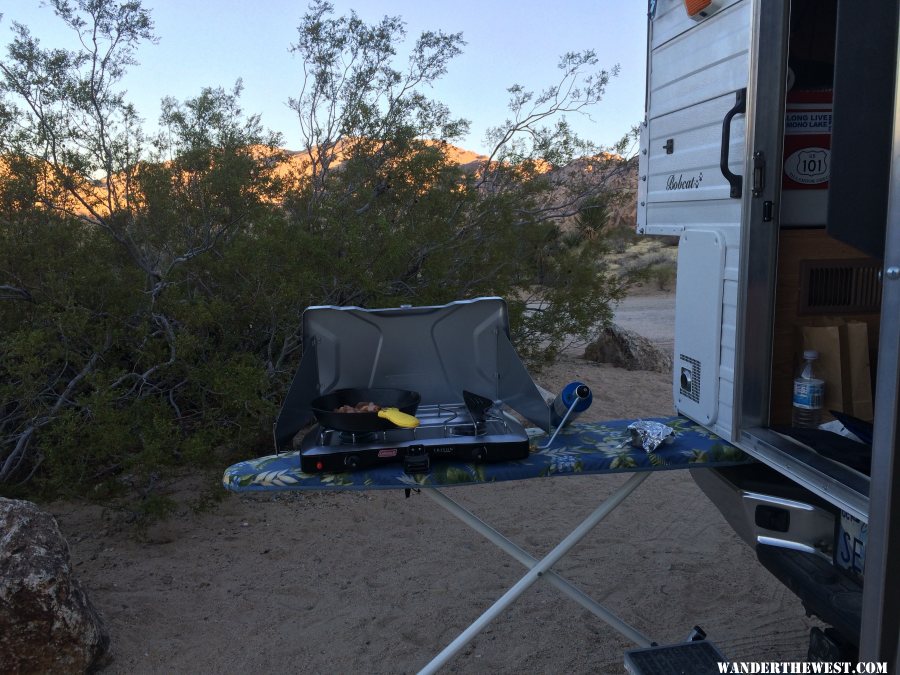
[418,471,653,675]
[420,485,653,648]
[538,395,580,449]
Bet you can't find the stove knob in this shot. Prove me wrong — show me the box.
[471,446,487,462]
[344,455,360,469]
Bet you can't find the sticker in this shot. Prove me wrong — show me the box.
[665,172,704,191]
[785,111,833,134]
[377,448,398,458]
[784,148,829,185]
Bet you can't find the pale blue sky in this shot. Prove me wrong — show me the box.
[2,1,647,155]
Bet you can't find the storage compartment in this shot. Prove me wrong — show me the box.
[767,0,885,469]
[769,230,880,427]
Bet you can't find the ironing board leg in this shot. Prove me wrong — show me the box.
[420,483,654,648]
[418,471,652,675]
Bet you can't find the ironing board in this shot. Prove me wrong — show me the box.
[223,415,750,673]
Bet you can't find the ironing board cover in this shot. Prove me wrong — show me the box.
[223,416,750,492]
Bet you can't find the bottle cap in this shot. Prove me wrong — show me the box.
[803,349,819,360]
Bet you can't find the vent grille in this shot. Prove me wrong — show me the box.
[679,355,701,403]
[798,259,882,315]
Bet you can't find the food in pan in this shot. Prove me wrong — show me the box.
[334,401,382,413]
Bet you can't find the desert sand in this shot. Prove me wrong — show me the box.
[48,289,819,674]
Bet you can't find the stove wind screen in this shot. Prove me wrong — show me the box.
[300,297,547,423]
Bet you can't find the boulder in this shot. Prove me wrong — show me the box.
[584,323,673,373]
[0,498,109,673]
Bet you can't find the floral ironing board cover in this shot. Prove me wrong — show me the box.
[223,416,750,492]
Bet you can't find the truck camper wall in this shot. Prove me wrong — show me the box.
[640,0,900,663]
[641,0,896,516]
[639,0,754,440]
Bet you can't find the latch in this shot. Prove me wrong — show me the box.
[752,151,766,197]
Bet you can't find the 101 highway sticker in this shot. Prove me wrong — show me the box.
[784,147,830,185]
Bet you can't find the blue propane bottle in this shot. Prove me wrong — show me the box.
[549,381,593,428]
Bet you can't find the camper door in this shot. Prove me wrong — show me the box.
[639,0,787,440]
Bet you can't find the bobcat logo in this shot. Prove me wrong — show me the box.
[665,172,703,191]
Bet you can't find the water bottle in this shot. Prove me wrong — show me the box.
[792,350,824,428]
[549,382,593,427]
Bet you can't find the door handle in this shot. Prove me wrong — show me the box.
[720,88,747,199]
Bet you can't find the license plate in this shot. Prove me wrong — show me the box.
[835,510,867,579]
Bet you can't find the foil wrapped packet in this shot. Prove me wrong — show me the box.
[627,420,674,453]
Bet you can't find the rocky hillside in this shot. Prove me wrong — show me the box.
[12,140,642,239]
[275,140,640,234]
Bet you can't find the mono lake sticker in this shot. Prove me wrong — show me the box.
[784,147,829,185]
[665,172,703,191]
[785,110,833,134]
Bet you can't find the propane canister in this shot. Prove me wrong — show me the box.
[549,381,593,427]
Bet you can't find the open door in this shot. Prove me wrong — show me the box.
[858,43,900,663]
[639,0,789,441]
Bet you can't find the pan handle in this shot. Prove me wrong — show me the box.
[378,407,420,428]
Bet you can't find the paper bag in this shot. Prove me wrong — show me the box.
[844,321,874,420]
[799,319,873,422]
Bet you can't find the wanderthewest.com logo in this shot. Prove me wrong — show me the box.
[717,662,887,674]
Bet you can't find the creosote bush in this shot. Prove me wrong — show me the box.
[0,0,632,518]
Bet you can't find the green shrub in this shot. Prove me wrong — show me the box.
[0,0,630,518]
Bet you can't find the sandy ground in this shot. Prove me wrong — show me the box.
[48,289,820,674]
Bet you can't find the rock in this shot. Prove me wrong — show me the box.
[584,323,673,373]
[0,498,109,673]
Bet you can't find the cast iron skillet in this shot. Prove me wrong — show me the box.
[310,387,421,432]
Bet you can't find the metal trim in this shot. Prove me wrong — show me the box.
[734,0,790,436]
[740,426,869,521]
[756,535,817,555]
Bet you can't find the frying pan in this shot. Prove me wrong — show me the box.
[310,387,420,432]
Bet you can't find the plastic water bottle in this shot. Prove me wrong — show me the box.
[792,350,824,428]
[549,382,593,427]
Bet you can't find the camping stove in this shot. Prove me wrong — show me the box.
[299,401,530,473]
[273,297,552,474]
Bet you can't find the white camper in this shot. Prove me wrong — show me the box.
[640,0,899,664]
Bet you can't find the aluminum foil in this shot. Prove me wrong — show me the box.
[627,420,674,453]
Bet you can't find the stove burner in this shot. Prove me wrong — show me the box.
[447,421,486,437]
[338,431,377,445]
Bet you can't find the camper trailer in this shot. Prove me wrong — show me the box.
[639,0,899,664]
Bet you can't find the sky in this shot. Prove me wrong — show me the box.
[1,1,648,156]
